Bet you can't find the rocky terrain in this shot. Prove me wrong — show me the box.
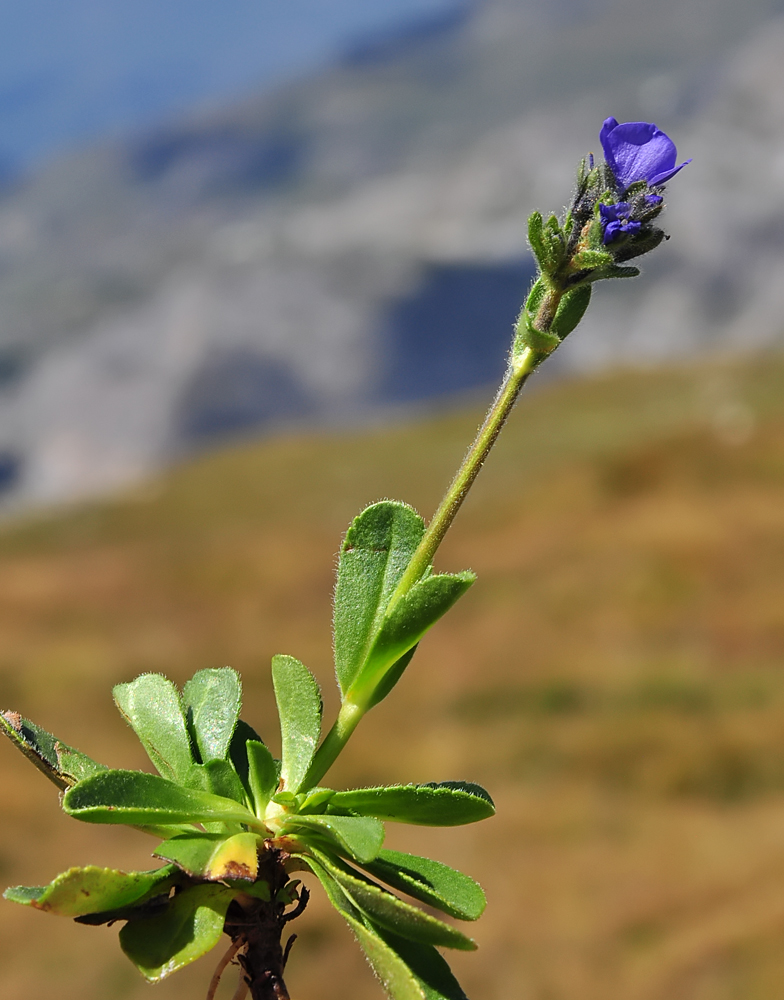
[1,0,784,505]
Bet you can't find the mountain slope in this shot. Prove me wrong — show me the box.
[1,0,784,506]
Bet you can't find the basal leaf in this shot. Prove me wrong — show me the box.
[3,864,177,917]
[182,667,242,763]
[119,883,232,982]
[246,739,280,813]
[376,928,471,1000]
[63,769,258,828]
[360,849,486,921]
[287,813,384,864]
[304,857,469,1000]
[185,759,249,807]
[310,850,475,951]
[272,654,322,794]
[154,831,260,881]
[207,831,260,881]
[113,674,193,783]
[302,857,426,1000]
[350,573,474,706]
[334,502,424,697]
[328,781,494,826]
[0,710,108,790]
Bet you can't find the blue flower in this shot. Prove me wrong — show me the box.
[600,117,691,190]
[599,202,641,244]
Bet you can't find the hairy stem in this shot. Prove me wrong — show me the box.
[389,344,538,604]
[302,699,362,790]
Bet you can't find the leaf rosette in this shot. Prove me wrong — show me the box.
[2,501,490,1000]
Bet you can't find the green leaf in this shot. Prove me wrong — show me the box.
[299,786,336,813]
[186,759,249,806]
[246,739,280,812]
[602,264,641,278]
[0,710,108,790]
[272,654,322,793]
[360,849,486,921]
[328,782,494,826]
[571,249,612,270]
[334,502,425,697]
[541,215,566,270]
[348,569,474,703]
[310,850,475,951]
[113,674,193,783]
[182,667,242,763]
[119,883,233,982]
[365,647,418,711]
[3,864,177,917]
[63,769,258,827]
[377,929,471,1000]
[304,858,468,1000]
[523,277,546,315]
[287,813,384,863]
[154,831,260,881]
[228,719,265,795]
[190,830,260,882]
[551,284,591,340]
[304,858,427,1000]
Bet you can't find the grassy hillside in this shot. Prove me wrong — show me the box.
[4,354,784,999]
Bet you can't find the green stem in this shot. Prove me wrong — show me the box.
[302,700,363,790]
[304,344,540,790]
[388,344,538,605]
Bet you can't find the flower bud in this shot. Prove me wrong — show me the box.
[517,118,689,363]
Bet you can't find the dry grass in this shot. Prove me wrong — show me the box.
[3,354,784,999]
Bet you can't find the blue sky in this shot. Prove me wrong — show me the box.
[0,0,458,172]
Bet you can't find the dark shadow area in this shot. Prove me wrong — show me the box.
[377,257,536,402]
[177,349,314,445]
[0,452,22,493]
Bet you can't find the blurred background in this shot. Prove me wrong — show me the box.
[3,0,784,997]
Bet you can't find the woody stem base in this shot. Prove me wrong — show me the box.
[222,849,308,1000]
